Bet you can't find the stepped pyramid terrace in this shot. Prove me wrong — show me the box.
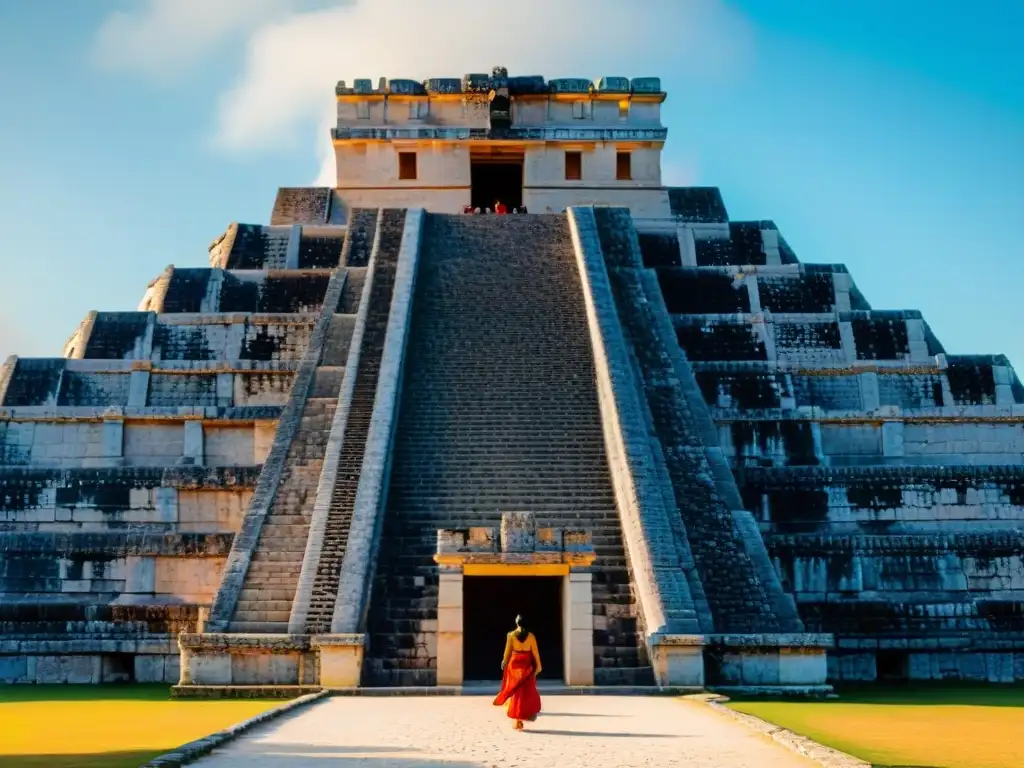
[3,66,1024,695]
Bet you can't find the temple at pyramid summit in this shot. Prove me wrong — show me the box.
[3,67,1024,694]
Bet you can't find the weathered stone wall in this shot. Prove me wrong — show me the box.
[525,186,671,218]
[271,188,332,226]
[650,186,1024,681]
[0,211,361,680]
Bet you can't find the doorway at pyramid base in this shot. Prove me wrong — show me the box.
[173,510,833,695]
[433,551,598,688]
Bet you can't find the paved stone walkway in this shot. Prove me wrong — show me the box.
[192,695,816,767]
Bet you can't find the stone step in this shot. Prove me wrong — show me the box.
[303,209,406,635]
[227,620,289,634]
[231,607,291,622]
[364,213,646,686]
[227,220,372,625]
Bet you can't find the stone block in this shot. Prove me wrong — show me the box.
[882,421,905,456]
[595,76,629,92]
[122,556,156,594]
[777,649,827,685]
[128,370,150,407]
[102,420,123,458]
[0,655,28,683]
[314,636,365,688]
[164,653,181,684]
[535,528,562,552]
[986,653,1014,683]
[630,77,662,93]
[650,641,704,686]
[437,606,463,634]
[908,652,934,680]
[134,654,166,683]
[569,601,592,632]
[231,652,299,685]
[318,647,362,687]
[741,650,780,685]
[436,631,463,686]
[155,486,178,523]
[956,652,987,681]
[184,421,204,464]
[76,656,101,684]
[466,527,496,552]
[191,653,232,685]
[566,630,595,686]
[563,530,593,552]
[216,373,235,405]
[437,572,463,609]
[500,511,536,553]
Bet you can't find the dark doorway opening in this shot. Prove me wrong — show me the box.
[470,161,523,211]
[876,650,909,682]
[462,576,563,682]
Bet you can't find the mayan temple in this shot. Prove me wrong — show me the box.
[2,67,1023,695]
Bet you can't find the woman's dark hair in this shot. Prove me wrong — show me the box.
[515,614,528,641]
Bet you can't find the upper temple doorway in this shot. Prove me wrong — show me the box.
[461,575,564,682]
[470,147,524,211]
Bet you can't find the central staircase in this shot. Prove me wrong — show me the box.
[363,214,654,686]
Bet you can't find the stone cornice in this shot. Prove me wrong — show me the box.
[0,531,234,557]
[0,464,262,488]
[331,126,667,143]
[735,464,1024,482]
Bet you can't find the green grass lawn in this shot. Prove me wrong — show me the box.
[727,684,1024,768]
[0,685,283,767]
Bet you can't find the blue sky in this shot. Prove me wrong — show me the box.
[0,0,1021,370]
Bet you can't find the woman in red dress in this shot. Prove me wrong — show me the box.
[493,614,542,730]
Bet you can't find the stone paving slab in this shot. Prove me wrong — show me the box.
[191,694,817,767]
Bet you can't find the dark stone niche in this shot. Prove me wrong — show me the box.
[774,322,843,352]
[728,222,766,265]
[851,317,910,361]
[57,372,130,407]
[227,224,274,269]
[877,373,944,408]
[694,238,735,267]
[3,359,64,407]
[85,314,150,360]
[946,358,997,405]
[675,322,768,362]
[657,270,750,314]
[219,274,261,312]
[637,233,682,268]
[241,324,284,361]
[758,273,836,313]
[298,235,344,268]
[695,371,781,409]
[730,420,819,466]
[152,324,214,361]
[667,187,729,223]
[163,269,212,313]
[791,374,862,410]
[259,275,331,314]
[765,488,829,530]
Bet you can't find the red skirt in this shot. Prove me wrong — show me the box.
[492,650,542,721]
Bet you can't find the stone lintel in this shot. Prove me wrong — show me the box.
[433,551,596,570]
[435,514,596,569]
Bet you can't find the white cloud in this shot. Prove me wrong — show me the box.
[91,0,342,79]
[93,0,754,183]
